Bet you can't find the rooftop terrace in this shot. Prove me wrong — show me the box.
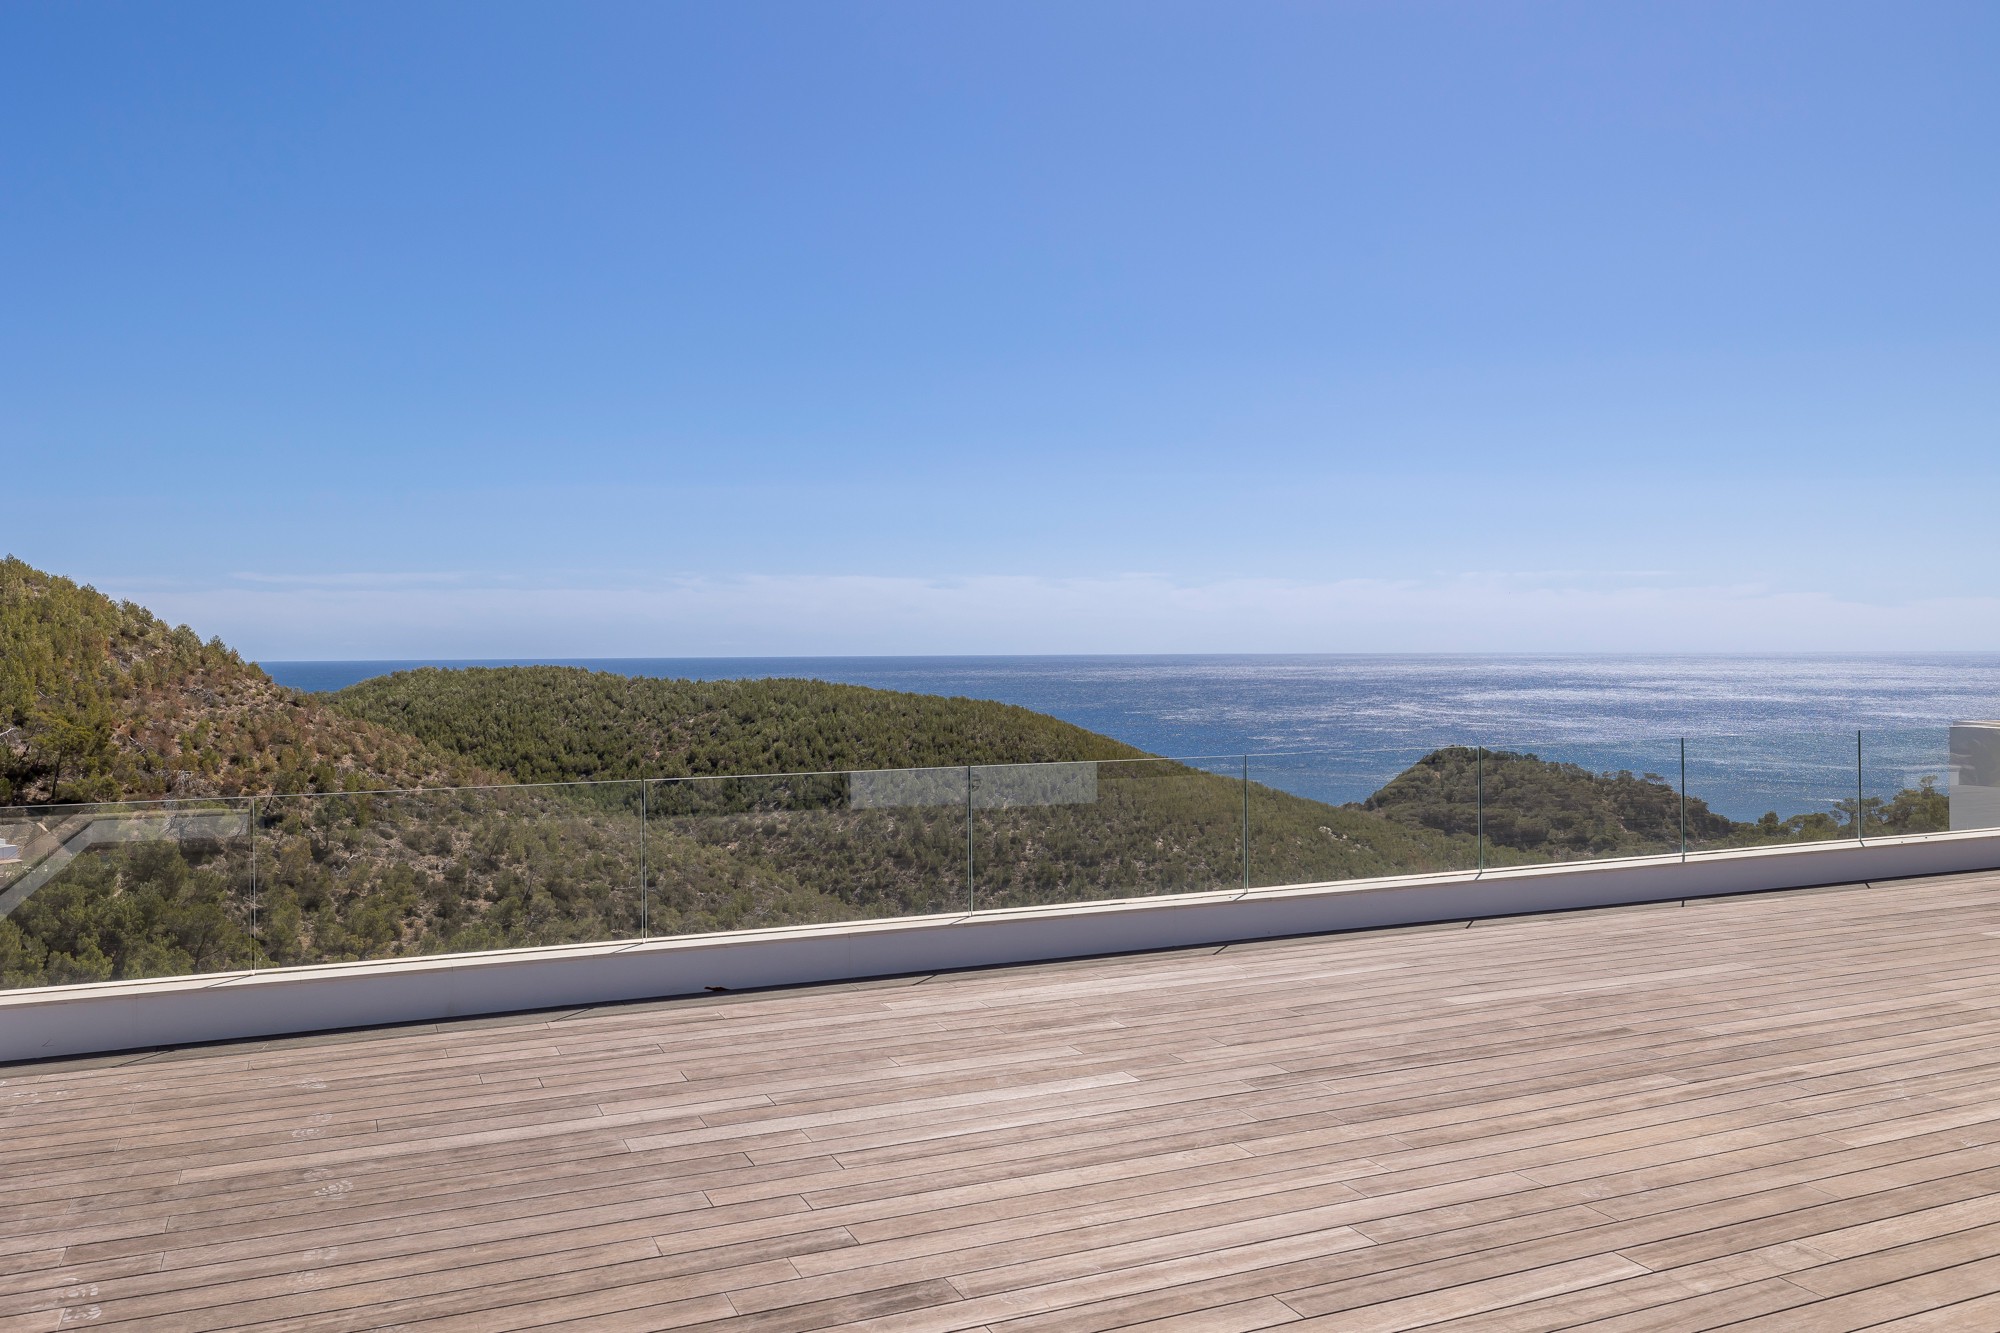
[10,869,2000,1331]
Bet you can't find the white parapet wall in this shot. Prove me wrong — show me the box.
[1952,723,2000,832]
[4,826,2000,1064]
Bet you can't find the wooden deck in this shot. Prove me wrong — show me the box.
[9,871,2000,1332]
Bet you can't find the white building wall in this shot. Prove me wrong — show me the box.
[1951,723,2000,831]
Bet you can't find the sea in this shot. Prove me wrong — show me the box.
[260,654,2000,820]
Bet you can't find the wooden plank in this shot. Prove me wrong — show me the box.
[1287,1254,1648,1331]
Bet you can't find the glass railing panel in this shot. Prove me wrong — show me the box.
[647,768,967,934]
[0,797,256,989]
[1248,746,1478,888]
[1684,731,1860,853]
[1861,727,1953,837]
[971,756,1244,909]
[257,782,644,966]
[1474,738,1686,868]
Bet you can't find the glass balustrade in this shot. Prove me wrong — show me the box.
[4,725,1992,992]
[971,756,1245,910]
[647,768,968,931]
[1860,727,1954,838]
[1473,737,1687,868]
[1247,747,1477,887]
[1683,730,1863,853]
[255,783,645,967]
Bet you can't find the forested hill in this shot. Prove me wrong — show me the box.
[1358,744,1949,857]
[1358,746,1736,859]
[329,666,1148,783]
[0,557,485,804]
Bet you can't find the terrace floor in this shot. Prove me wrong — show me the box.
[10,872,2000,1331]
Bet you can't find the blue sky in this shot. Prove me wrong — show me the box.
[4,1,1996,656]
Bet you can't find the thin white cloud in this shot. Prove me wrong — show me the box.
[225,570,484,588]
[97,569,2000,659]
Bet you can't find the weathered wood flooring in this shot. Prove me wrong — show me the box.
[9,871,2000,1331]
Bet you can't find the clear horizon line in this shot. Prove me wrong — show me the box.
[254,649,2000,664]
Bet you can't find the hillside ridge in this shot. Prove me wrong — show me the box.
[328,665,1148,784]
[1,558,1155,807]
[0,557,482,804]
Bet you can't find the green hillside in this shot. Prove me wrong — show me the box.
[320,667,1474,938]
[328,665,1150,781]
[1361,746,1732,859]
[1362,744,1949,859]
[0,557,484,805]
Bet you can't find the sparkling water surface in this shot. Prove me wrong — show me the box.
[262,654,2000,820]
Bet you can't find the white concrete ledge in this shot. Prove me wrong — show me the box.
[5,828,1999,1064]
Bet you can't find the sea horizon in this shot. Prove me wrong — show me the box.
[262,653,2000,820]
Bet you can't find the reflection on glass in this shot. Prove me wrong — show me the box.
[648,769,968,932]
[257,783,644,966]
[0,798,256,989]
